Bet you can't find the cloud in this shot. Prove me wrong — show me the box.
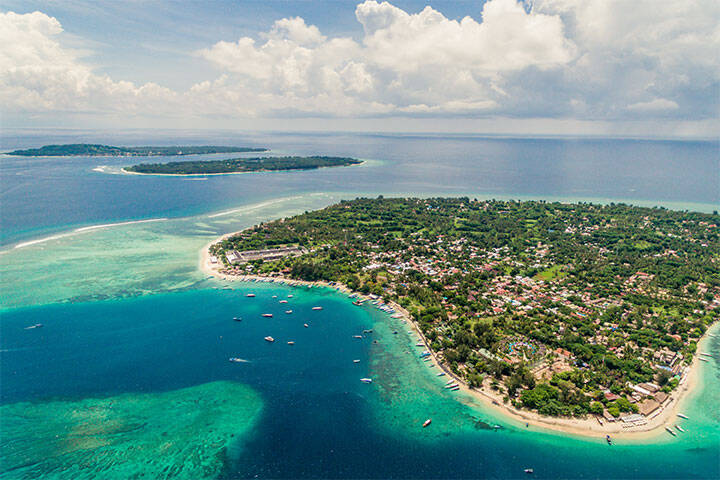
[2,0,719,127]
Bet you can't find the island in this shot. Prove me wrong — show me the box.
[204,197,719,437]
[7,144,267,157]
[125,156,363,175]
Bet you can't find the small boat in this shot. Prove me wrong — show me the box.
[415,342,425,347]
[676,425,685,433]
[352,300,363,306]
[606,435,612,445]
[287,341,295,345]
[262,313,273,318]
[264,336,275,343]
[285,310,293,314]
[272,295,277,298]
[493,425,502,430]
[699,357,709,362]
[524,469,534,474]
[353,335,363,339]
[393,331,398,334]
[288,295,293,298]
[677,413,689,419]
[303,323,309,328]
[246,293,256,297]
[233,317,242,322]
[450,386,460,391]
[437,372,445,376]
[312,306,323,311]
[665,426,676,436]
[446,380,455,385]
[228,357,247,363]
[423,419,432,428]
[353,359,361,363]
[699,352,711,356]
[24,323,43,330]
[279,300,288,304]
[360,378,372,383]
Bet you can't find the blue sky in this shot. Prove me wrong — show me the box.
[1,0,718,137]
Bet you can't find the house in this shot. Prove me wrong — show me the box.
[638,399,661,416]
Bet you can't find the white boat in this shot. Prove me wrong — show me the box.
[360,378,372,383]
[677,413,689,419]
[665,426,676,436]
[699,352,712,357]
[353,335,363,339]
[423,418,432,428]
[287,341,295,345]
[699,357,709,362]
[415,342,425,347]
[353,359,361,363]
[246,293,256,297]
[303,323,309,328]
[262,313,273,318]
[264,336,275,343]
[24,323,43,330]
[437,372,445,376]
[285,310,293,314]
[288,295,293,298]
[228,357,247,363]
[279,300,288,304]
[312,306,323,310]
[676,425,685,433]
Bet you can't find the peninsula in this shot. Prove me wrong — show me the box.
[205,197,719,437]
[8,144,267,157]
[125,156,363,175]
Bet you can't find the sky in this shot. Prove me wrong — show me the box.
[1,0,719,137]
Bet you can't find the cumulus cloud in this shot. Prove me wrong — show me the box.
[2,0,718,124]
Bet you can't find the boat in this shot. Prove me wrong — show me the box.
[363,329,373,334]
[352,300,364,306]
[493,425,502,430]
[524,469,534,474]
[272,295,277,298]
[264,336,275,343]
[437,372,445,376]
[246,293,256,297]
[353,335,363,339]
[24,323,43,329]
[665,427,676,436]
[391,313,403,318]
[233,317,242,322]
[699,357,709,362]
[285,310,293,314]
[606,434,612,445]
[415,342,425,347]
[312,306,323,311]
[446,380,455,385]
[677,413,689,419]
[303,323,309,328]
[288,295,293,298]
[262,313,273,318]
[360,378,372,383]
[287,341,295,345]
[353,359,361,363]
[422,419,432,428]
[228,357,247,363]
[676,425,685,433]
[279,300,288,304]
[699,352,711,356]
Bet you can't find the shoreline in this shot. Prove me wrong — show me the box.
[199,232,714,441]
[120,160,365,177]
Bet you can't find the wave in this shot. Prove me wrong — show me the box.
[11,218,168,250]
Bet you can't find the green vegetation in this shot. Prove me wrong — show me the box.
[8,144,267,157]
[126,156,363,175]
[211,197,720,419]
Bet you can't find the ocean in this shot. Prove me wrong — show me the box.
[0,131,718,478]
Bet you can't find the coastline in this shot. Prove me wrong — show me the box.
[120,160,365,177]
[198,232,714,441]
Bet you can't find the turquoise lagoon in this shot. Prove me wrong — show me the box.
[1,133,718,478]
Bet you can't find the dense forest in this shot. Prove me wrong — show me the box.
[126,156,362,174]
[211,198,720,419]
[8,144,267,157]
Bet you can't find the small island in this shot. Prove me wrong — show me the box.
[204,197,719,437]
[8,144,267,157]
[125,156,363,175]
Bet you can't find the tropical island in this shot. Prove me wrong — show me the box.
[205,197,719,436]
[125,156,363,175]
[7,144,267,157]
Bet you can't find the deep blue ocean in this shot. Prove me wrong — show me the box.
[0,131,718,479]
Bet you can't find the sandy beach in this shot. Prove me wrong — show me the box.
[198,233,714,441]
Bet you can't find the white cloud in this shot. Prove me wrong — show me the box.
[1,0,718,130]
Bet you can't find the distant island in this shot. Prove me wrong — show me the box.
[124,156,363,175]
[8,144,267,157]
[205,198,720,436]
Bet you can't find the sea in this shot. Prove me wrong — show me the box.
[0,130,718,479]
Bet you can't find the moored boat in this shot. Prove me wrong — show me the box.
[360,378,372,383]
[279,300,288,304]
[676,425,685,433]
[665,426,676,436]
[262,313,273,318]
[353,335,363,339]
[233,317,242,322]
[353,359,360,363]
[287,341,295,345]
[285,310,293,314]
[312,306,323,310]
[677,413,689,419]
[24,323,43,329]
[606,434,612,445]
[423,418,432,428]
[264,336,275,342]
[246,293,256,297]
[303,323,309,328]
[524,468,534,474]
